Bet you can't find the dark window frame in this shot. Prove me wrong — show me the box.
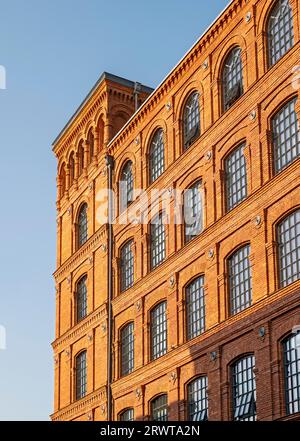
[228,244,252,316]
[183,91,201,150]
[75,350,87,401]
[225,143,247,212]
[120,161,134,212]
[231,355,256,421]
[222,47,244,112]
[120,240,134,292]
[149,128,165,184]
[150,213,166,270]
[187,376,208,421]
[119,408,134,421]
[186,275,206,341]
[283,332,300,415]
[76,275,87,323]
[184,180,203,243]
[151,394,168,421]
[150,301,167,361]
[77,203,88,249]
[120,322,134,377]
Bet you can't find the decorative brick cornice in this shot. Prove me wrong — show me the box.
[54,225,107,283]
[51,386,106,421]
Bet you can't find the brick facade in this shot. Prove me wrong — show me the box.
[51,0,300,421]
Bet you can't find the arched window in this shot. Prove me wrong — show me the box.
[78,141,85,176]
[231,355,256,421]
[69,152,75,186]
[76,275,87,323]
[183,91,200,150]
[149,129,165,184]
[120,322,134,376]
[120,240,134,292]
[150,301,167,360]
[184,180,203,243]
[186,276,205,340]
[222,47,243,111]
[151,394,168,421]
[272,98,300,174]
[228,244,252,315]
[277,209,300,287]
[98,116,104,151]
[150,213,166,269]
[120,161,133,212]
[87,129,94,164]
[225,143,247,211]
[119,408,134,421]
[59,163,66,198]
[267,0,294,68]
[77,203,88,248]
[283,332,300,415]
[75,350,87,400]
[188,376,208,421]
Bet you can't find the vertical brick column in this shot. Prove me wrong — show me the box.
[135,298,144,369]
[168,368,180,420]
[205,246,221,329]
[207,349,222,420]
[203,147,215,227]
[167,274,179,350]
[87,332,95,394]
[53,353,60,412]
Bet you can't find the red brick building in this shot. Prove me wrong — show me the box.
[52,0,300,421]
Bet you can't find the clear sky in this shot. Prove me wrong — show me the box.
[0,0,229,420]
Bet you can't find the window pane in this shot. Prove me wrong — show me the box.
[184,181,203,242]
[76,275,87,322]
[188,377,208,421]
[268,0,294,67]
[228,245,252,315]
[75,351,87,400]
[151,302,167,360]
[78,204,88,247]
[186,276,205,340]
[183,92,200,149]
[120,240,134,292]
[120,161,133,211]
[272,98,300,173]
[277,209,300,287]
[150,214,166,269]
[283,333,300,415]
[225,144,247,211]
[119,408,134,421]
[222,47,243,111]
[149,129,165,183]
[151,395,168,421]
[232,355,256,421]
[121,322,134,376]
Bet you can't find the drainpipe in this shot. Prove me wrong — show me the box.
[133,82,142,111]
[106,154,114,421]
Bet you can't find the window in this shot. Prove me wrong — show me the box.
[149,129,165,184]
[119,408,134,421]
[232,355,256,421]
[267,0,294,67]
[184,181,203,242]
[59,163,66,198]
[75,351,87,400]
[186,276,205,340]
[272,98,300,174]
[87,129,94,164]
[150,213,166,269]
[283,332,300,415]
[151,395,168,421]
[77,203,88,248]
[228,245,252,315]
[78,141,85,176]
[120,161,133,212]
[121,322,134,376]
[225,143,247,211]
[183,92,200,149]
[76,275,87,323]
[188,377,208,421]
[222,47,243,111]
[120,240,134,292]
[151,301,167,360]
[69,152,75,186]
[277,209,300,287]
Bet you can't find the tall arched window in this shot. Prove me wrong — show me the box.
[188,376,208,421]
[231,355,256,421]
[267,0,294,68]
[69,152,75,186]
[222,47,243,111]
[272,98,300,174]
[76,275,87,323]
[283,332,300,415]
[183,91,200,150]
[149,129,165,184]
[150,301,167,360]
[98,116,104,151]
[87,129,94,164]
[59,163,66,198]
[120,240,134,292]
[120,161,133,212]
[78,141,85,176]
[225,143,247,211]
[120,322,134,376]
[186,276,205,340]
[184,180,203,243]
[151,394,168,421]
[277,209,300,288]
[150,213,166,269]
[75,350,87,400]
[119,408,134,421]
[228,244,252,315]
[77,203,88,248]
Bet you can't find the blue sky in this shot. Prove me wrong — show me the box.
[0,0,229,420]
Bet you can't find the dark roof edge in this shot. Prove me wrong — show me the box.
[52,72,154,147]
